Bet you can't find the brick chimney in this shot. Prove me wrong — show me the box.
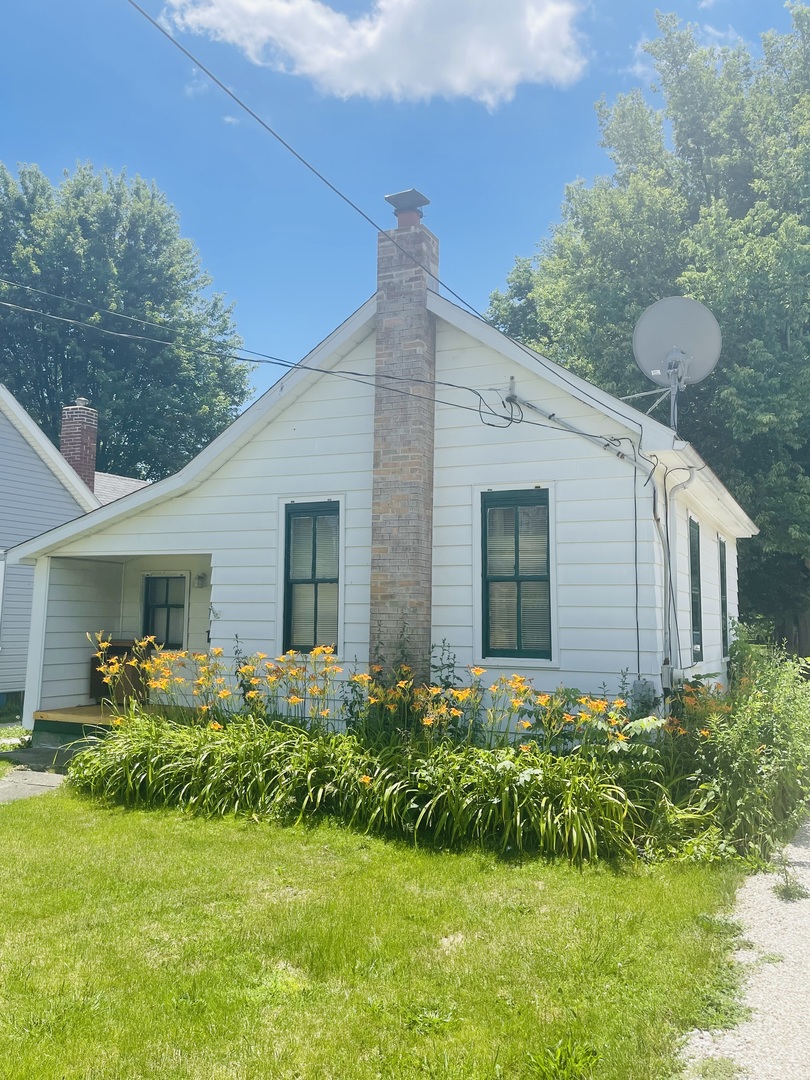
[370,190,438,681]
[60,397,98,491]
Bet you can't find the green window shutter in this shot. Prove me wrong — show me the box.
[482,490,551,659]
[689,519,703,661]
[719,538,729,657]
[284,503,339,652]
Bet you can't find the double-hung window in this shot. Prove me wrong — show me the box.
[284,502,339,652]
[719,537,729,657]
[143,575,187,649]
[689,518,703,661]
[482,489,551,659]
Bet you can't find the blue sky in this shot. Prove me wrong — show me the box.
[1,0,796,399]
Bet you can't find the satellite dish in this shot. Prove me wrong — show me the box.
[632,296,722,429]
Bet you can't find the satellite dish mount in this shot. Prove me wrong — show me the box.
[630,297,722,431]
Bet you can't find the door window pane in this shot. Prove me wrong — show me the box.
[143,575,186,648]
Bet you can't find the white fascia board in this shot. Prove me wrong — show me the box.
[0,384,100,513]
[658,445,759,538]
[427,292,680,452]
[7,298,378,566]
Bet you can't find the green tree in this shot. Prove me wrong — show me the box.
[489,6,810,649]
[0,163,252,480]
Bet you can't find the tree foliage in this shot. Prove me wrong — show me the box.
[0,163,252,480]
[488,6,810,640]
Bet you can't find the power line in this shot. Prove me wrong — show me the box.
[1,292,644,445]
[0,294,515,425]
[125,0,480,321]
[124,0,662,450]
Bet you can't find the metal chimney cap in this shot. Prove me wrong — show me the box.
[384,189,430,214]
[74,397,91,407]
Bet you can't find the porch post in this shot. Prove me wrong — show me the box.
[22,556,51,730]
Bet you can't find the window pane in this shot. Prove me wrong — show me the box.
[316,582,338,645]
[146,577,165,605]
[518,504,548,576]
[167,608,185,648]
[289,516,313,579]
[166,577,186,606]
[489,582,518,650]
[719,539,728,656]
[486,507,515,575]
[689,520,702,654]
[521,582,551,652]
[291,584,315,648]
[315,514,339,578]
[151,607,168,644]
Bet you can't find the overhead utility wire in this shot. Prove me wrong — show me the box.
[0,295,634,440]
[123,0,659,448]
[0,272,643,454]
[124,0,477,321]
[0,295,514,425]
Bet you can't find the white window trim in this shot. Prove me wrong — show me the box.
[718,532,730,661]
[140,570,191,650]
[471,481,559,670]
[687,514,703,669]
[275,495,346,658]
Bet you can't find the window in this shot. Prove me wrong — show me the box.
[719,537,729,657]
[143,575,187,648]
[689,518,702,661]
[284,502,339,652]
[482,489,551,659]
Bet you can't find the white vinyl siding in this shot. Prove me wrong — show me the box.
[0,410,86,693]
[39,559,123,710]
[22,310,750,710]
[46,329,376,668]
[671,500,736,676]
[432,323,663,693]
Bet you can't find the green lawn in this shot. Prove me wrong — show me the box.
[0,788,743,1079]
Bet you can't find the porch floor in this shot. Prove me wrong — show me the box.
[33,705,114,726]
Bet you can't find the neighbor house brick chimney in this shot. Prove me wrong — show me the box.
[370,189,438,681]
[60,397,98,491]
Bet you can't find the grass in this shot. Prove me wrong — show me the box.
[0,788,744,1079]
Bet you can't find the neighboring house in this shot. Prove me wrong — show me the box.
[9,191,757,730]
[0,388,146,698]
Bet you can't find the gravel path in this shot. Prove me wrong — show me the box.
[682,820,810,1079]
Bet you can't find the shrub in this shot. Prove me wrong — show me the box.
[68,717,640,865]
[81,627,810,861]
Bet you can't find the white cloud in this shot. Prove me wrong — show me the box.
[697,0,718,9]
[183,66,210,96]
[222,114,241,124]
[699,23,742,48]
[625,37,654,82]
[164,0,586,107]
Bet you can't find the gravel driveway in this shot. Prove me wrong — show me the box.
[682,820,810,1079]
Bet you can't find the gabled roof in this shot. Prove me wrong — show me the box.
[0,384,100,513]
[94,472,150,505]
[6,290,757,563]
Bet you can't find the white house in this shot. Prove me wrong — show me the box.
[0,387,99,699]
[0,388,148,701]
[8,192,757,730]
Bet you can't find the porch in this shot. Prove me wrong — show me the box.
[25,552,213,728]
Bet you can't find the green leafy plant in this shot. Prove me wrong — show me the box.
[526,1036,600,1078]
